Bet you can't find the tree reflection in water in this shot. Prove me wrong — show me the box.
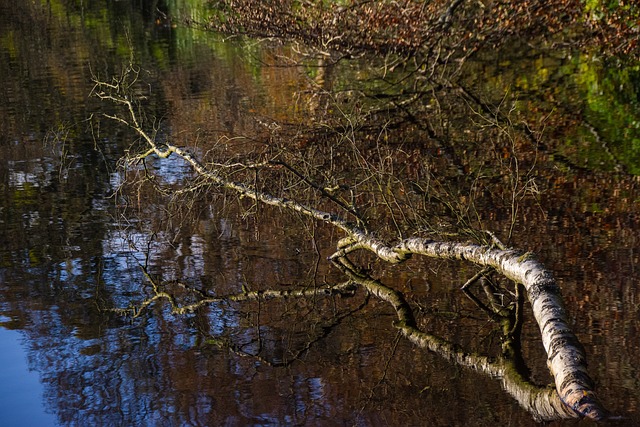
[1,0,639,425]
[88,58,611,421]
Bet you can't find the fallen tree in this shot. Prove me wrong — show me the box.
[331,257,583,422]
[92,65,611,421]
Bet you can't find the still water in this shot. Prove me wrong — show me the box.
[0,326,57,426]
[1,1,639,426]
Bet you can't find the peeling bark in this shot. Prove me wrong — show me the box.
[335,237,608,420]
[332,258,581,421]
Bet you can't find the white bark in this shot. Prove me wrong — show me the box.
[337,237,608,420]
[94,81,609,420]
[333,258,581,421]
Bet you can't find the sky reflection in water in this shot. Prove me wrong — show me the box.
[0,0,639,426]
[0,326,57,427]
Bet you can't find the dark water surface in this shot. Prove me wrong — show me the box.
[1,1,639,426]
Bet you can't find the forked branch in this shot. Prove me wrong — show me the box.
[92,74,609,421]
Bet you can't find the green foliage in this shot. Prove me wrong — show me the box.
[556,54,640,174]
[584,0,640,20]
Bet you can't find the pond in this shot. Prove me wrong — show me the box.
[0,1,639,426]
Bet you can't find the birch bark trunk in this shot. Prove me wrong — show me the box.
[333,257,583,421]
[94,79,609,420]
[333,237,608,420]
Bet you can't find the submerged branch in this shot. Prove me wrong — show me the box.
[332,257,580,422]
[108,281,358,318]
[93,75,609,421]
[332,237,608,419]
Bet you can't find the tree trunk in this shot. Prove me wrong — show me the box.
[335,237,608,420]
[333,257,583,421]
[93,75,610,420]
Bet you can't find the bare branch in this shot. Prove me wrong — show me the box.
[92,70,609,421]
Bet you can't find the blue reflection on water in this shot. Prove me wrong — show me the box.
[0,325,58,427]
